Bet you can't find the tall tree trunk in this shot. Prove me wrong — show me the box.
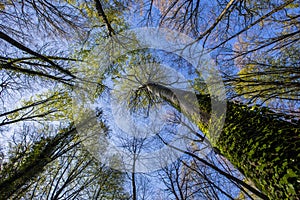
[145,83,300,199]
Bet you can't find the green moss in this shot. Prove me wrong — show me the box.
[215,102,300,199]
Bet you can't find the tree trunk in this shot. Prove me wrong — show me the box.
[132,153,137,200]
[0,127,77,199]
[146,83,300,199]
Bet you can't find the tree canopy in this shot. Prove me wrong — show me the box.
[0,0,299,199]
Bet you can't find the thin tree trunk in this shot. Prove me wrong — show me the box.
[94,0,115,36]
[132,153,137,200]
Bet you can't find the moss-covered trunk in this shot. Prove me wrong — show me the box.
[146,83,300,199]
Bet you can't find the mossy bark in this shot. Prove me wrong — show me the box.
[218,102,299,199]
[146,83,300,199]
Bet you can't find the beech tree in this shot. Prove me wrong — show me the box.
[135,1,299,198]
[128,81,298,199]
[98,35,299,198]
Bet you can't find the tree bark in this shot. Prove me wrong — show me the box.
[145,82,300,199]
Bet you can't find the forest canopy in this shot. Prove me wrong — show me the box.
[0,0,299,199]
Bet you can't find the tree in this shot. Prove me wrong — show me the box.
[23,134,127,200]
[0,124,78,199]
[107,51,267,199]
[0,118,128,199]
[100,39,298,198]
[133,82,299,199]
[132,1,300,198]
[115,126,158,200]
